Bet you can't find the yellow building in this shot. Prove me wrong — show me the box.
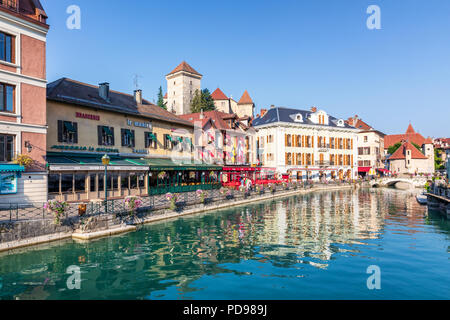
[46,78,220,202]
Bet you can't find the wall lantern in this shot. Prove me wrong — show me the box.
[25,141,32,153]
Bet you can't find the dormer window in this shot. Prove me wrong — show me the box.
[337,119,345,127]
[294,114,303,122]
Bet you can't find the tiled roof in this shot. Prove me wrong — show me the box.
[0,0,49,27]
[389,141,427,160]
[252,107,354,129]
[47,78,193,127]
[384,124,427,148]
[346,118,373,130]
[211,88,228,100]
[179,110,231,131]
[238,90,253,104]
[163,92,167,99]
[167,61,202,76]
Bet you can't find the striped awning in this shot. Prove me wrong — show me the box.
[0,164,25,173]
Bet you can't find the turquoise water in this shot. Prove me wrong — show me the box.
[0,188,449,300]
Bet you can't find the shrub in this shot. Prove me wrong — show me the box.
[44,200,69,225]
[14,154,34,168]
[165,193,178,211]
[124,196,143,215]
[196,189,206,203]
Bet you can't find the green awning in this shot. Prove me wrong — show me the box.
[148,133,156,140]
[124,129,134,137]
[64,121,76,133]
[46,154,147,168]
[102,126,113,136]
[0,164,25,173]
[177,137,183,143]
[166,135,172,142]
[131,158,222,171]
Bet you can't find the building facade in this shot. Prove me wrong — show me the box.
[0,0,49,204]
[253,106,359,181]
[384,124,434,175]
[46,78,200,202]
[346,116,386,176]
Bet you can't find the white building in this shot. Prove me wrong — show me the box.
[252,106,359,181]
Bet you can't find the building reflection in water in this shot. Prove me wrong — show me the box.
[0,188,431,300]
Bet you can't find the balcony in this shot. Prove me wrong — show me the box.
[314,160,333,167]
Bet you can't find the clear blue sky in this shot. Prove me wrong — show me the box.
[43,0,450,137]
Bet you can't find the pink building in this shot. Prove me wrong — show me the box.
[0,0,49,203]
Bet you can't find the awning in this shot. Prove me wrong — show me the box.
[148,133,156,140]
[103,126,113,136]
[0,164,25,173]
[46,154,148,171]
[358,167,371,172]
[166,135,172,142]
[177,137,183,143]
[131,158,222,171]
[377,168,391,173]
[64,121,76,133]
[124,129,134,137]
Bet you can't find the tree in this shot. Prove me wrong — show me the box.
[157,86,167,110]
[190,88,216,113]
[387,142,402,155]
[435,148,444,170]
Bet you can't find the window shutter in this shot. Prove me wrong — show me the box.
[145,132,149,148]
[73,122,78,143]
[312,136,314,147]
[110,127,115,146]
[58,120,63,142]
[154,133,157,149]
[121,129,125,146]
[312,153,314,165]
[131,130,135,147]
[98,126,103,145]
[351,139,353,149]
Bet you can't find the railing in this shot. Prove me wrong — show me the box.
[0,181,356,223]
[0,0,18,12]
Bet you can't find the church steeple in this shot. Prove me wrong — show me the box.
[406,123,415,134]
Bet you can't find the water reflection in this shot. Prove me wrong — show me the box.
[0,188,448,300]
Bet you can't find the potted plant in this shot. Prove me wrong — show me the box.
[14,154,34,169]
[44,200,69,225]
[124,195,143,216]
[78,204,87,216]
[166,193,178,211]
[196,189,207,204]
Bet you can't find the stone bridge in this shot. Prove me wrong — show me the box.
[370,177,427,189]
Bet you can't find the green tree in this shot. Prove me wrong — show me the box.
[411,142,422,152]
[435,148,444,170]
[190,88,216,113]
[157,86,167,110]
[387,142,402,155]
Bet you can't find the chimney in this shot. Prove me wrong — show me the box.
[260,109,267,117]
[200,109,204,119]
[99,82,110,101]
[311,106,317,112]
[134,89,142,104]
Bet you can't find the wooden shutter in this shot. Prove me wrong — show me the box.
[98,126,103,145]
[57,120,63,142]
[351,139,353,149]
[153,133,157,149]
[73,122,78,144]
[312,136,314,148]
[285,134,287,146]
[121,129,125,146]
[131,130,135,147]
[144,132,149,148]
[312,153,314,165]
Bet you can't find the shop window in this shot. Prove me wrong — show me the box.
[74,174,86,192]
[130,174,138,189]
[61,174,73,193]
[0,134,14,162]
[121,174,129,190]
[90,174,96,192]
[0,32,14,63]
[111,174,119,191]
[98,173,104,192]
[121,129,135,147]
[138,174,145,189]
[58,120,78,144]
[48,174,60,193]
[0,83,15,113]
[98,126,115,146]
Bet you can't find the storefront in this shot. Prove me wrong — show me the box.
[0,165,25,201]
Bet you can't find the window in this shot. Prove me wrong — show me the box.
[121,129,135,147]
[164,134,173,150]
[98,126,114,146]
[0,32,14,63]
[58,120,78,144]
[0,83,15,112]
[48,174,60,193]
[0,134,14,162]
[145,132,157,149]
[364,136,368,142]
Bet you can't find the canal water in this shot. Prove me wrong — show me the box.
[0,188,448,300]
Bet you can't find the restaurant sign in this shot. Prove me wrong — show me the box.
[51,145,120,153]
[76,112,100,121]
[0,172,17,194]
[127,119,152,129]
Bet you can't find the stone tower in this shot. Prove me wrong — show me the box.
[237,90,255,118]
[165,61,202,115]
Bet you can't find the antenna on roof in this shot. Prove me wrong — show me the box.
[133,74,142,90]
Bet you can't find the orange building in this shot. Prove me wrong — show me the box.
[0,0,49,204]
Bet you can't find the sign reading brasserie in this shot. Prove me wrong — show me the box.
[76,112,100,121]
[127,119,152,129]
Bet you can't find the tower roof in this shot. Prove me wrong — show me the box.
[238,90,253,105]
[389,141,427,160]
[211,88,228,100]
[406,123,415,134]
[167,61,202,76]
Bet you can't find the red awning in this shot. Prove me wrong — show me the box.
[377,168,391,173]
[358,167,371,172]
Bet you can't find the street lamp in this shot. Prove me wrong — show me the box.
[102,154,110,213]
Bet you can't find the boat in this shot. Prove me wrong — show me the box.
[416,193,427,205]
